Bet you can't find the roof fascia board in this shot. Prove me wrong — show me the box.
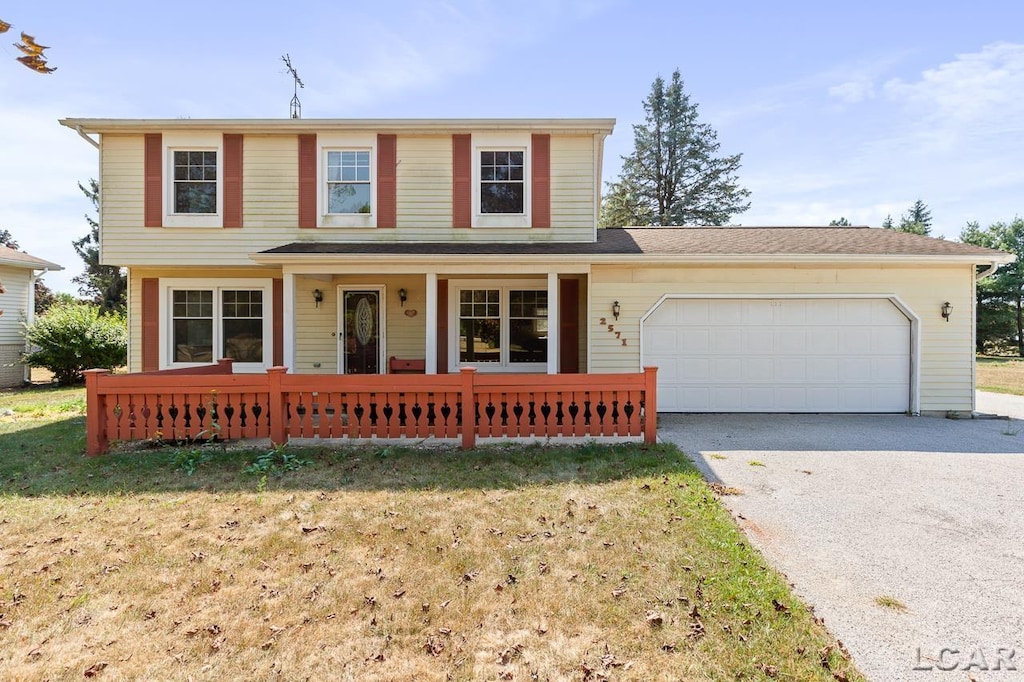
[60,118,616,136]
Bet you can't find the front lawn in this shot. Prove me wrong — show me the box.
[977,355,1024,395]
[0,385,861,681]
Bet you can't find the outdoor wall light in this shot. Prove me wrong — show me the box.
[399,288,408,307]
[612,301,621,321]
[941,301,953,322]
[313,289,324,308]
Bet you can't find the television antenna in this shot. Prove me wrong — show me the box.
[281,54,304,119]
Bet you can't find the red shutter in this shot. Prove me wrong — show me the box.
[377,134,397,228]
[532,133,551,228]
[223,133,243,228]
[144,134,162,227]
[273,279,284,367]
[559,277,579,373]
[452,134,472,228]
[141,277,160,371]
[437,279,448,374]
[298,134,317,228]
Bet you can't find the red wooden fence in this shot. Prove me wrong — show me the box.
[84,365,657,455]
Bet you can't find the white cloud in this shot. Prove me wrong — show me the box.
[828,78,875,103]
[882,42,1024,151]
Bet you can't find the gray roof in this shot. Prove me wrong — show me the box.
[258,227,1011,261]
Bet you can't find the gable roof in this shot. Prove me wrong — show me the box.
[254,227,1014,264]
[0,245,62,270]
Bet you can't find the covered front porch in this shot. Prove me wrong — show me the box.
[278,265,588,377]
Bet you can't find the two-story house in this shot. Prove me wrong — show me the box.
[61,117,1012,415]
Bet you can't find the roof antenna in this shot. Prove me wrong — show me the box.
[281,54,304,119]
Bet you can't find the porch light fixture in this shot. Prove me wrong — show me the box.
[612,301,621,321]
[313,289,324,308]
[941,301,953,322]
[398,288,407,307]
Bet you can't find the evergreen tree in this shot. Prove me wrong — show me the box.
[72,179,126,314]
[829,217,851,226]
[888,199,932,235]
[960,218,1024,356]
[600,69,750,226]
[881,214,894,230]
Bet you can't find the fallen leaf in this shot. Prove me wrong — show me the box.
[645,611,664,627]
[83,661,108,677]
[772,599,790,614]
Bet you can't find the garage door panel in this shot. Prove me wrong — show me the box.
[712,328,743,353]
[644,298,910,413]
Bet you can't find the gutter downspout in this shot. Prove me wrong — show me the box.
[24,268,49,383]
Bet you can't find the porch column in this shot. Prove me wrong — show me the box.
[547,272,559,374]
[282,271,296,372]
[425,272,438,374]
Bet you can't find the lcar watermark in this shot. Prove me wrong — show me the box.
[913,647,1017,672]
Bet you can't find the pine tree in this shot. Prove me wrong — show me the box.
[961,218,1024,356]
[888,199,932,235]
[881,214,894,230]
[829,217,851,226]
[600,69,750,227]
[72,179,126,314]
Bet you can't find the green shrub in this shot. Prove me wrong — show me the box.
[23,301,127,385]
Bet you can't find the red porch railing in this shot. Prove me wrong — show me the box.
[83,365,657,455]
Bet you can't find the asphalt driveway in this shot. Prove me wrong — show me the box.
[660,398,1024,681]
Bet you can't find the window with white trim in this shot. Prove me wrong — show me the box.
[454,284,547,370]
[480,150,524,214]
[173,151,217,214]
[162,279,272,371]
[318,134,376,227]
[471,133,531,228]
[326,150,371,214]
[163,132,223,227]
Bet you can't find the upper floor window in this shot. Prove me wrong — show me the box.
[327,150,371,214]
[480,151,524,214]
[173,151,217,214]
[163,132,223,228]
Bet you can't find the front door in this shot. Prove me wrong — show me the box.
[339,288,384,374]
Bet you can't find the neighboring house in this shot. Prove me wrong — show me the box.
[0,245,62,387]
[60,117,1014,415]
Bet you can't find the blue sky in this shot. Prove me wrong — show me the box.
[1,0,1022,292]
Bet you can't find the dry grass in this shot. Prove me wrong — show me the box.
[0,386,863,681]
[873,596,907,613]
[977,355,1024,396]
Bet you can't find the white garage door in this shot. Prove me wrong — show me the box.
[642,298,911,413]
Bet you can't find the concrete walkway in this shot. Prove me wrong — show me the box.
[660,407,1024,681]
[976,390,1024,420]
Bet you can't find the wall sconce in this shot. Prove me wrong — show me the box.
[313,289,324,308]
[612,301,621,321]
[398,288,407,307]
[941,301,953,322]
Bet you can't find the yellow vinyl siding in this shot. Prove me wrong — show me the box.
[395,136,452,232]
[550,136,595,230]
[100,132,599,268]
[589,263,976,413]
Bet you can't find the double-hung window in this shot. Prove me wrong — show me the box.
[471,134,531,228]
[480,150,524,214]
[163,132,223,227]
[318,134,376,227]
[162,279,272,371]
[327,150,371,214]
[453,283,547,370]
[173,151,218,214]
